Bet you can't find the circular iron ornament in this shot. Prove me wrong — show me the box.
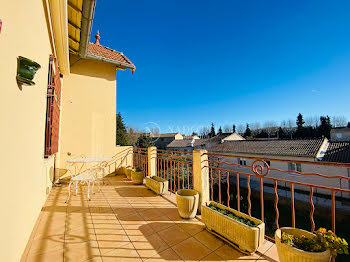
[251,160,270,177]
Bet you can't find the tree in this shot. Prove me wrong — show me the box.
[223,125,232,133]
[232,124,236,133]
[319,116,332,138]
[209,123,216,138]
[116,113,128,145]
[332,116,347,128]
[192,131,198,136]
[218,126,223,135]
[278,127,286,139]
[135,134,154,148]
[200,127,209,138]
[295,113,306,138]
[244,124,252,137]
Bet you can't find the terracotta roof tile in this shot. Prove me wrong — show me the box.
[87,42,135,71]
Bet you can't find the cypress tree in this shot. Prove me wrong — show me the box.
[116,113,128,145]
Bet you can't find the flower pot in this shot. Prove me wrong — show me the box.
[146,176,168,195]
[125,168,133,180]
[275,228,331,262]
[17,56,41,85]
[201,201,265,254]
[131,170,144,185]
[175,189,199,219]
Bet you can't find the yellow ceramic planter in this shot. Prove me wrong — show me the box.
[201,201,265,254]
[125,168,133,180]
[146,176,169,195]
[131,170,144,185]
[176,189,199,219]
[275,228,331,262]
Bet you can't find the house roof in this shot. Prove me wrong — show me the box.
[87,39,135,72]
[167,139,193,148]
[209,139,325,158]
[322,141,350,163]
[151,133,181,138]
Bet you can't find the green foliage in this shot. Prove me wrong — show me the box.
[116,113,128,145]
[281,228,349,257]
[319,116,332,138]
[218,126,223,135]
[208,204,257,227]
[135,134,154,148]
[244,123,251,137]
[209,122,216,138]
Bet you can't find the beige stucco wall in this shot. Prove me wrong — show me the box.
[0,1,56,261]
[57,54,120,173]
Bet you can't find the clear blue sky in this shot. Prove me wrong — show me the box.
[91,0,350,134]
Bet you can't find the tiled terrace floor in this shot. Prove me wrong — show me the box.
[21,175,279,262]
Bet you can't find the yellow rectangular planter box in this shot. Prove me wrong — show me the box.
[146,176,168,195]
[201,201,265,254]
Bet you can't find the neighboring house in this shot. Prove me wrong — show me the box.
[1,1,135,261]
[183,135,200,140]
[330,126,350,141]
[167,139,197,152]
[167,132,245,152]
[208,138,350,197]
[151,133,183,149]
[195,133,245,149]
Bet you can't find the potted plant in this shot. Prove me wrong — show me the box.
[176,189,199,219]
[17,56,41,85]
[275,227,348,262]
[125,166,133,180]
[131,168,145,185]
[201,201,265,254]
[146,176,169,195]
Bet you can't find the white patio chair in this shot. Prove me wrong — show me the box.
[65,163,97,203]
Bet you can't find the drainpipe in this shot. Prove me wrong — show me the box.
[79,0,97,57]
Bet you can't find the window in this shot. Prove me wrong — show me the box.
[288,162,302,173]
[44,56,61,157]
[238,158,247,166]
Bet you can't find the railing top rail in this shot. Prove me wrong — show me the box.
[206,165,350,193]
[206,152,350,168]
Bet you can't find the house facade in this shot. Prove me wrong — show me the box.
[1,1,134,261]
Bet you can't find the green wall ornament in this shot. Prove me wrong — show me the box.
[17,56,41,85]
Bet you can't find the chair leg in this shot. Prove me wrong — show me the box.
[65,181,73,203]
[87,182,91,201]
[92,180,95,195]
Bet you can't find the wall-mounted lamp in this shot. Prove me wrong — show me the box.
[16,56,41,86]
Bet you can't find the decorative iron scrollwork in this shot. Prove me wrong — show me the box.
[251,160,270,177]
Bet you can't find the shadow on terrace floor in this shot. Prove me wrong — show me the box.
[21,175,279,261]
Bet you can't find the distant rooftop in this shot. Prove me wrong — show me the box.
[322,141,350,163]
[150,133,181,138]
[209,139,325,158]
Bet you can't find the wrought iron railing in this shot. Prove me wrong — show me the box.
[205,153,350,242]
[157,149,193,193]
[133,147,148,176]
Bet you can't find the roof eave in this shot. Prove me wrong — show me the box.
[49,0,70,74]
[85,54,136,72]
